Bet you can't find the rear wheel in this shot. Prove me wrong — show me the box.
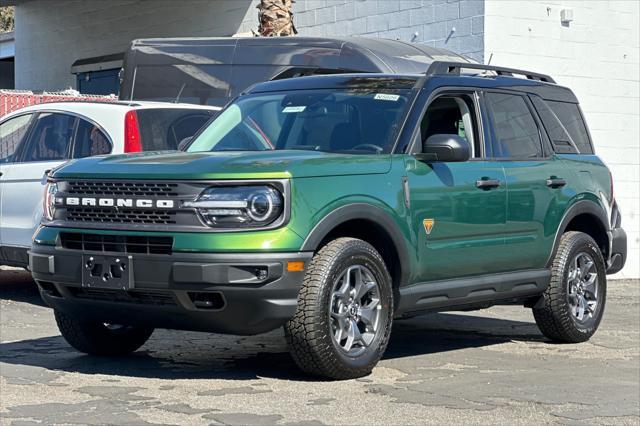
[55,310,154,356]
[533,231,606,343]
[285,238,393,379]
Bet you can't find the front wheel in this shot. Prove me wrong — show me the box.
[533,231,606,343]
[55,310,154,356]
[285,237,393,379]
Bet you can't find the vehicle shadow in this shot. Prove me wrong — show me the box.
[0,268,47,307]
[0,312,547,382]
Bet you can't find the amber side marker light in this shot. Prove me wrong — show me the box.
[287,261,305,272]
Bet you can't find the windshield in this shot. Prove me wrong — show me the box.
[186,89,413,155]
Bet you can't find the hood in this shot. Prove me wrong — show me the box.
[52,150,392,180]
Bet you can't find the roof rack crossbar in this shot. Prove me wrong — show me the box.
[425,61,556,84]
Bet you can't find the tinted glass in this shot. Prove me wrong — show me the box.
[23,113,75,162]
[137,109,216,151]
[487,93,543,158]
[187,89,412,155]
[131,65,232,106]
[0,114,33,163]
[546,100,593,154]
[530,96,578,154]
[73,119,112,158]
[420,96,480,157]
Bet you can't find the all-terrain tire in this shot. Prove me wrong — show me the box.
[284,238,393,380]
[55,310,154,356]
[533,231,606,343]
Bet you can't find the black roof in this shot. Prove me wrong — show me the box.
[246,73,421,93]
[244,68,577,103]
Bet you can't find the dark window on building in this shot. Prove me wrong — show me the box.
[136,109,215,151]
[546,100,593,154]
[0,57,15,89]
[486,93,543,158]
[0,113,32,163]
[73,119,112,158]
[22,113,75,162]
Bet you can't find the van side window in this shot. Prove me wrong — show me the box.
[546,100,594,154]
[420,95,480,157]
[486,93,543,158]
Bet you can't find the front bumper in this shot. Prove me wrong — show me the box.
[29,244,311,335]
[607,227,627,275]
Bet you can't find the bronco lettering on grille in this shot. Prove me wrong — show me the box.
[63,197,175,209]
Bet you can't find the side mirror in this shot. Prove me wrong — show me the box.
[415,134,470,162]
[177,136,192,151]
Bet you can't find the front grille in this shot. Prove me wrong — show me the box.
[67,287,176,306]
[60,232,173,255]
[66,208,177,225]
[66,181,179,197]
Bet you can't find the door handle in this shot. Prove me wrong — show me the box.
[476,179,501,190]
[546,177,566,188]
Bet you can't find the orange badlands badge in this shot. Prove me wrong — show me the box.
[423,218,435,235]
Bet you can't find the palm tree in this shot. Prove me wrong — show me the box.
[0,6,15,33]
[257,0,297,37]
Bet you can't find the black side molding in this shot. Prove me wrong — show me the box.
[396,269,550,315]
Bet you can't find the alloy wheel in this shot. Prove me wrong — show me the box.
[330,265,382,357]
[567,252,599,323]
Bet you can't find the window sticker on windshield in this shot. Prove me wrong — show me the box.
[283,106,306,113]
[374,93,400,101]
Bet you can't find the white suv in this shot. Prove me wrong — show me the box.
[0,101,220,267]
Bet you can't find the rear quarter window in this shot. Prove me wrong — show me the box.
[546,100,593,154]
[73,119,112,158]
[136,109,216,151]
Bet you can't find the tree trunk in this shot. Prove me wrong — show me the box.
[257,0,297,37]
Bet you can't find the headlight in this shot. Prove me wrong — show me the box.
[183,185,284,228]
[43,182,58,221]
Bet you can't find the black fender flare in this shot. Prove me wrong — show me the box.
[546,199,611,267]
[301,203,411,287]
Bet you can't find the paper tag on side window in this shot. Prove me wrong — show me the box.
[282,106,306,113]
[374,93,400,101]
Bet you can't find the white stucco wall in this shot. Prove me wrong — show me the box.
[485,0,640,278]
[14,0,257,91]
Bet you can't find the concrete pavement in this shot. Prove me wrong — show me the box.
[1,267,638,425]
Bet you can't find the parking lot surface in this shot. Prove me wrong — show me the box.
[1,267,638,425]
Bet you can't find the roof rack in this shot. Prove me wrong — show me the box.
[425,61,556,84]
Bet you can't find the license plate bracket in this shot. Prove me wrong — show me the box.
[82,254,133,290]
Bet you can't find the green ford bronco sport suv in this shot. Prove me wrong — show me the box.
[31,61,627,379]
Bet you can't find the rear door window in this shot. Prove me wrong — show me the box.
[136,109,216,151]
[545,100,593,154]
[486,93,544,158]
[0,114,33,163]
[22,113,75,162]
[73,119,112,158]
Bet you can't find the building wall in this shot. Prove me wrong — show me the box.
[15,0,485,92]
[485,0,640,278]
[291,0,484,63]
[14,0,257,91]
